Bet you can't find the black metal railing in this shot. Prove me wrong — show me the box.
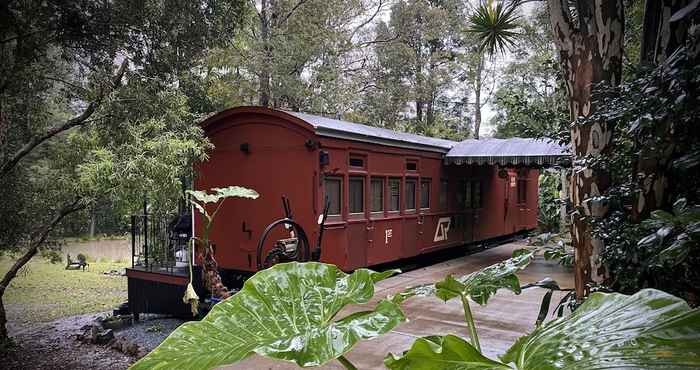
[131,212,191,274]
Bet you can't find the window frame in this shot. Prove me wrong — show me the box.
[349,153,367,169]
[420,178,431,210]
[324,176,343,217]
[388,177,401,212]
[405,177,417,212]
[348,176,365,216]
[405,159,418,172]
[370,177,385,214]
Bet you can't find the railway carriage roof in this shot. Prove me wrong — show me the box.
[285,111,457,152]
[445,138,568,166]
[286,111,568,165]
[203,107,568,165]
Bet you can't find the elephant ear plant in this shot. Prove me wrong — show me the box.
[385,289,700,369]
[391,249,535,352]
[131,262,406,369]
[186,186,259,303]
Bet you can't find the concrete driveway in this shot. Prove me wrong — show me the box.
[223,241,574,369]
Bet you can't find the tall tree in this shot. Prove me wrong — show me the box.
[544,0,624,298]
[361,0,470,135]
[0,0,243,342]
[632,0,696,221]
[207,0,382,113]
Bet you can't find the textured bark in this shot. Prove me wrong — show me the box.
[473,54,483,140]
[258,0,272,107]
[0,199,84,342]
[547,0,624,299]
[641,0,690,65]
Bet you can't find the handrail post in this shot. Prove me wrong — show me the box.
[143,199,148,269]
[131,215,136,268]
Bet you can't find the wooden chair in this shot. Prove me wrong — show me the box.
[65,253,89,271]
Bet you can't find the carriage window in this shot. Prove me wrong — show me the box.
[439,179,448,210]
[420,179,431,209]
[349,155,365,168]
[406,160,418,171]
[371,178,384,212]
[405,179,417,211]
[324,177,342,216]
[517,179,527,204]
[389,178,401,211]
[349,177,364,214]
[473,181,482,209]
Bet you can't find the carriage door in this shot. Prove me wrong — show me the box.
[471,180,482,241]
[402,177,420,258]
[367,177,403,265]
[516,172,530,230]
[461,180,474,243]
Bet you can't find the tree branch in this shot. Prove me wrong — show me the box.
[0,198,85,295]
[278,0,310,26]
[0,60,127,179]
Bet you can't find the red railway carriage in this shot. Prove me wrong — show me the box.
[125,106,566,317]
[195,107,558,271]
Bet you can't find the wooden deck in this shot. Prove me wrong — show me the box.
[222,241,574,369]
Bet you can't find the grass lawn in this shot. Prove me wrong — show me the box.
[1,257,129,325]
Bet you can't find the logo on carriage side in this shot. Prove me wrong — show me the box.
[385,229,393,244]
[433,217,451,242]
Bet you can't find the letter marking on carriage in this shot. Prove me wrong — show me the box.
[434,217,451,242]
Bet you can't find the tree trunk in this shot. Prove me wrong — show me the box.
[0,199,83,342]
[547,0,624,299]
[0,294,6,342]
[89,208,96,238]
[473,54,483,140]
[259,0,272,107]
[632,0,690,221]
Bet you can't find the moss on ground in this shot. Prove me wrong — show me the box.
[1,258,129,324]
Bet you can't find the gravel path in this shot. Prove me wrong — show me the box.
[2,312,186,370]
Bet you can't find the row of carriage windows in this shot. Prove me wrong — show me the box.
[324,176,484,217]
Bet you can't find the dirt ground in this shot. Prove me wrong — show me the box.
[1,312,186,370]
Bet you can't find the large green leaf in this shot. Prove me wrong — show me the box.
[384,335,510,370]
[392,249,534,305]
[503,288,700,369]
[386,289,700,369]
[131,262,405,369]
[186,185,259,205]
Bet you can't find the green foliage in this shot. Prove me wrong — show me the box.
[0,0,245,253]
[354,0,472,138]
[385,335,509,370]
[490,6,569,143]
[386,289,700,369]
[392,249,534,305]
[586,46,700,301]
[186,186,259,242]
[132,262,405,369]
[638,199,700,267]
[468,0,521,55]
[537,171,561,232]
[542,241,573,268]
